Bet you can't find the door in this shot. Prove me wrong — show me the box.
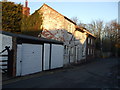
[75,46,78,62]
[70,47,74,63]
[43,43,50,70]
[51,44,64,69]
[16,43,42,76]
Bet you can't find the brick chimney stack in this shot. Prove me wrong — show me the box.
[25,0,28,7]
[22,0,30,16]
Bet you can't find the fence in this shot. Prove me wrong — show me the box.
[0,46,13,76]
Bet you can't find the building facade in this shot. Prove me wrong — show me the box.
[30,4,96,65]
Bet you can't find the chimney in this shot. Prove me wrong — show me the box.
[25,0,28,7]
[22,0,30,16]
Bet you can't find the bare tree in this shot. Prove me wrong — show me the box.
[102,19,120,56]
[71,16,120,56]
[71,17,79,24]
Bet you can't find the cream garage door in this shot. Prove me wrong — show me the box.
[17,43,42,76]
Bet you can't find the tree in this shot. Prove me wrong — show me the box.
[2,2,23,32]
[71,17,79,24]
[102,19,120,56]
[71,16,120,56]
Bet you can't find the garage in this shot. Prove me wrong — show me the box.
[16,44,42,76]
[1,31,64,77]
[14,33,64,76]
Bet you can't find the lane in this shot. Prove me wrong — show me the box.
[3,57,119,88]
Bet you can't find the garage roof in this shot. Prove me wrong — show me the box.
[0,31,63,45]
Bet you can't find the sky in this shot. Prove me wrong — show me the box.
[3,0,119,24]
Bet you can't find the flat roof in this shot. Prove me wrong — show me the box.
[0,30,63,45]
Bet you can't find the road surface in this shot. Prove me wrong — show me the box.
[3,57,120,88]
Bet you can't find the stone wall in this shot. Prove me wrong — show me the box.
[37,4,95,65]
[39,4,76,43]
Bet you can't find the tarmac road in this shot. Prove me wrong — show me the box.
[2,57,120,88]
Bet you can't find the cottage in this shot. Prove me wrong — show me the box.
[0,31,64,77]
[32,3,96,65]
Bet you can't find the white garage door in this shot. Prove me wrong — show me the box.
[51,44,64,69]
[16,43,42,76]
[43,43,50,70]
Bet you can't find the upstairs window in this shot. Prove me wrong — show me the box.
[91,39,92,45]
[88,38,90,44]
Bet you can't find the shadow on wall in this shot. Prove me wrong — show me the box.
[38,28,88,65]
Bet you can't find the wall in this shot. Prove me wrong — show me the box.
[39,4,65,41]
[39,4,76,43]
[0,33,13,75]
[74,30,87,61]
[64,19,76,34]
[0,33,12,55]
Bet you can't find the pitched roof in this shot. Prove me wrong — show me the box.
[34,3,95,38]
[75,25,96,38]
[38,3,77,25]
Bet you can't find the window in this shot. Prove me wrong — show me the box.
[64,45,69,55]
[88,48,89,55]
[93,49,94,55]
[91,39,92,45]
[88,38,90,44]
[70,47,74,55]
[82,46,86,56]
[91,49,92,55]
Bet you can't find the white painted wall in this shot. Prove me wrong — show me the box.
[0,33,12,55]
[51,44,64,69]
[0,33,12,72]
[43,43,50,70]
[82,40,86,60]
[70,47,74,63]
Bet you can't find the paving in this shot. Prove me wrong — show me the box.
[2,57,120,88]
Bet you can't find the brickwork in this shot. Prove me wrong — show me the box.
[22,0,30,16]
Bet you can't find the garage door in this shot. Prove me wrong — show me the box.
[51,44,64,69]
[43,43,50,70]
[16,43,42,76]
